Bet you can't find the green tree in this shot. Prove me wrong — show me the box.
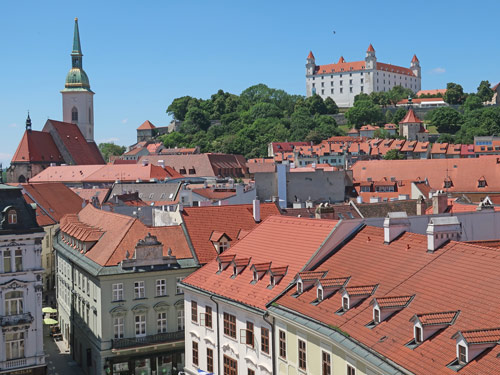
[384,149,404,160]
[183,107,211,132]
[384,110,394,124]
[98,143,126,162]
[477,80,494,102]
[436,133,455,143]
[427,107,463,134]
[166,96,193,120]
[324,97,339,114]
[373,128,390,139]
[387,86,414,105]
[305,94,327,115]
[370,91,390,107]
[345,100,383,128]
[462,94,483,112]
[443,82,466,105]
[392,108,407,125]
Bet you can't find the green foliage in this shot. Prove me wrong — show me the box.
[98,142,126,162]
[443,82,466,105]
[455,106,500,144]
[387,85,414,105]
[436,133,455,143]
[427,107,463,134]
[384,110,393,124]
[477,80,494,102]
[345,99,383,128]
[462,94,483,112]
[384,149,405,160]
[161,84,345,157]
[373,128,391,139]
[392,108,407,125]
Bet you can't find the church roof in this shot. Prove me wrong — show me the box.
[11,130,63,163]
[137,120,156,130]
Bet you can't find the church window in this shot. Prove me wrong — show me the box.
[72,107,78,122]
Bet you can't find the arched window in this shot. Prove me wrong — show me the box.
[72,107,78,122]
[5,291,23,315]
[7,209,17,225]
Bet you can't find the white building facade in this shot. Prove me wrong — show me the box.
[0,185,46,375]
[306,45,421,107]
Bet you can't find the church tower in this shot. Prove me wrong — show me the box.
[61,18,95,141]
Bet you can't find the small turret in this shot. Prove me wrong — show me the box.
[25,112,32,132]
[411,54,421,78]
[306,51,316,76]
[365,44,376,70]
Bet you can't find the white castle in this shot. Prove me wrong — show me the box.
[306,44,421,107]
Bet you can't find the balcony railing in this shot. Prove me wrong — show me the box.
[0,313,33,327]
[112,330,184,349]
[3,358,27,369]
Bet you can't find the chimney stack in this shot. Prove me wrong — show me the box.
[253,197,261,222]
[426,216,461,252]
[416,196,425,215]
[432,191,448,214]
[157,159,165,168]
[383,212,410,244]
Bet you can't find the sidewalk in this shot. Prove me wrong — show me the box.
[44,332,84,375]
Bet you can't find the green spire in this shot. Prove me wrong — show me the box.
[72,18,82,56]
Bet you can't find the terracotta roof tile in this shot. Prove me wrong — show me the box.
[137,120,156,130]
[344,284,377,296]
[11,131,63,163]
[375,295,414,309]
[319,277,349,288]
[460,328,500,344]
[252,262,272,272]
[416,311,460,326]
[298,270,328,281]
[399,108,423,124]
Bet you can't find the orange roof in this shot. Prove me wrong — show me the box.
[11,130,63,163]
[414,141,430,153]
[192,188,236,200]
[183,216,339,310]
[347,128,359,134]
[19,183,83,226]
[59,204,192,266]
[431,143,448,154]
[376,295,414,309]
[274,225,500,374]
[315,60,365,75]
[344,284,377,296]
[360,125,380,131]
[352,156,500,193]
[182,203,281,264]
[460,328,500,344]
[399,108,423,124]
[411,54,419,63]
[376,62,415,77]
[367,44,375,52]
[320,277,350,288]
[307,51,314,59]
[417,89,447,97]
[137,120,156,130]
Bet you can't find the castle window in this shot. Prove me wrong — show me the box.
[72,107,78,122]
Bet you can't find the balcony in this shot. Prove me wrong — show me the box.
[0,313,33,327]
[112,330,184,350]
[3,358,27,369]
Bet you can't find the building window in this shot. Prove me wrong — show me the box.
[218,241,230,253]
[297,281,303,294]
[207,348,214,372]
[205,306,213,328]
[312,83,315,88]
[415,326,422,343]
[349,79,353,85]
[340,80,343,86]
[135,314,146,337]
[71,107,78,122]
[14,250,22,272]
[223,312,236,338]
[458,344,467,363]
[343,297,349,310]
[350,87,353,93]
[223,355,237,375]
[134,281,145,299]
[112,283,123,301]
[5,291,23,315]
[157,312,167,333]
[317,288,323,301]
[361,86,364,92]
[191,301,198,323]
[279,330,287,359]
[246,321,254,347]
[298,339,307,370]
[321,89,324,95]
[331,81,334,86]
[192,341,199,366]
[340,88,343,94]
[374,308,380,324]
[177,308,185,330]
[261,327,270,354]
[113,316,124,338]
[3,250,11,273]
[321,82,324,87]
[347,364,356,375]
[5,332,24,360]
[322,351,331,375]
[331,89,334,94]
[156,279,167,297]
[7,210,17,224]
[176,277,184,294]
[360,78,364,84]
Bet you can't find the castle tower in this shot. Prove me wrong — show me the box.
[61,18,95,141]
[410,54,421,78]
[365,44,376,70]
[306,51,316,76]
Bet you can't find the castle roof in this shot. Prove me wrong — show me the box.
[367,44,375,52]
[307,51,315,60]
[137,120,156,130]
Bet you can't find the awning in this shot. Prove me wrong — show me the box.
[43,318,58,325]
[42,307,57,314]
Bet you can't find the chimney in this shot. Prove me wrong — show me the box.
[432,191,448,214]
[157,160,165,168]
[253,197,261,222]
[383,212,410,244]
[426,216,461,252]
[416,196,425,216]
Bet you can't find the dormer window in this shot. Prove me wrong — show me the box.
[7,210,17,225]
[458,344,467,363]
[233,266,237,277]
[253,270,258,282]
[415,326,423,343]
[210,231,232,254]
[343,297,349,311]
[478,178,486,188]
[408,310,460,350]
[270,275,275,287]
[297,281,303,294]
[374,308,380,324]
[317,287,323,302]
[448,327,500,370]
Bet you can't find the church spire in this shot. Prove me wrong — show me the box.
[71,18,83,69]
[26,112,32,132]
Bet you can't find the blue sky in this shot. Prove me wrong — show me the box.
[1,0,499,166]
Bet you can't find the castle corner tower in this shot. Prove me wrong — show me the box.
[61,18,95,141]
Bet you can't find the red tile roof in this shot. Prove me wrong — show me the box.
[416,311,460,326]
[183,216,339,310]
[344,284,377,296]
[307,51,314,59]
[352,156,500,193]
[192,188,236,200]
[59,204,192,266]
[459,328,500,344]
[367,44,375,52]
[70,188,110,204]
[417,89,447,97]
[375,295,413,309]
[399,108,423,124]
[11,131,63,163]
[137,120,156,130]
[182,203,281,264]
[19,183,83,226]
[298,270,328,281]
[319,277,349,288]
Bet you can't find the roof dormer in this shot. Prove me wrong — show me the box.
[313,277,350,305]
[268,266,288,289]
[250,262,271,284]
[407,310,460,349]
[210,231,232,254]
[230,257,251,278]
[478,176,487,188]
[337,285,378,314]
[294,270,328,296]
[448,327,500,371]
[216,254,235,274]
[369,295,414,327]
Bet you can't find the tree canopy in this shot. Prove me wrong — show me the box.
[98,143,126,162]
